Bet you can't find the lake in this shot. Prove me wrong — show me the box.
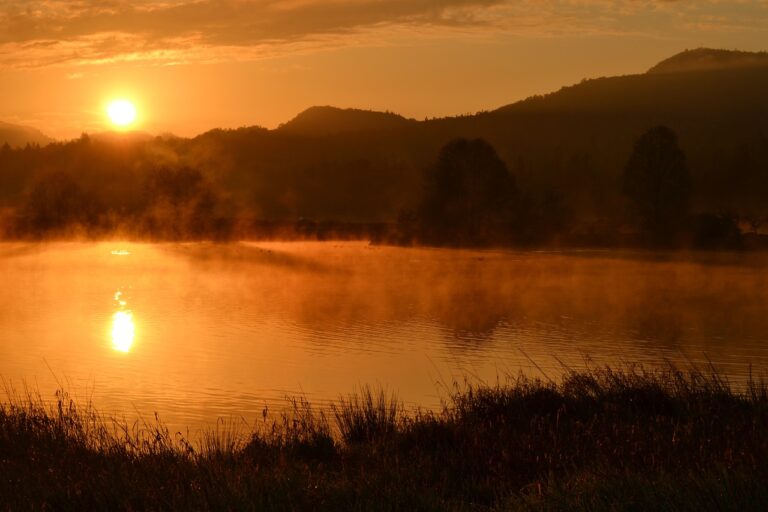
[1,241,767,432]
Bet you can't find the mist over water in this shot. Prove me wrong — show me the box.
[1,241,767,432]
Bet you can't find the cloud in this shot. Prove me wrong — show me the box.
[0,0,765,68]
[0,0,503,44]
[0,0,507,67]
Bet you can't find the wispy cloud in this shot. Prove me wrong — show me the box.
[0,0,765,68]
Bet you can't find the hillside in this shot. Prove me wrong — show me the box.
[648,48,768,74]
[278,106,415,136]
[0,122,53,148]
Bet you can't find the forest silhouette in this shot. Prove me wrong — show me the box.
[1,49,766,247]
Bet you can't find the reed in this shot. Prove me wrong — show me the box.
[1,363,767,510]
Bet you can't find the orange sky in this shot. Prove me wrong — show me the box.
[1,0,766,139]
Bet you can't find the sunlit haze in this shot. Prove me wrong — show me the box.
[1,1,767,138]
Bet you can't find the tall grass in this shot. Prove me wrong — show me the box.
[333,386,400,443]
[1,364,767,510]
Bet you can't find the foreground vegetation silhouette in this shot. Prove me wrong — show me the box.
[2,364,767,510]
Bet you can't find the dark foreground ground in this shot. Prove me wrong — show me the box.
[1,365,767,511]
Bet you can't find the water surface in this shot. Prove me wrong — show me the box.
[1,241,767,431]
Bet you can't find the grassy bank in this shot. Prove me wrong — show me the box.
[2,365,768,511]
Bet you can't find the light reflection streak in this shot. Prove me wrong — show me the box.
[111,310,135,352]
[111,289,135,353]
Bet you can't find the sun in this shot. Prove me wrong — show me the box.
[106,99,137,128]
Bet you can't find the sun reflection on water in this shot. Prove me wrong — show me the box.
[111,311,135,352]
[111,290,135,353]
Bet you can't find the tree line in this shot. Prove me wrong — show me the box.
[393,126,745,249]
[0,127,757,248]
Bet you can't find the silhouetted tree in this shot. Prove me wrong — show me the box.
[690,213,742,249]
[623,126,690,244]
[144,166,206,205]
[394,209,418,245]
[739,210,765,234]
[141,165,234,240]
[535,189,570,242]
[19,171,104,234]
[419,138,518,245]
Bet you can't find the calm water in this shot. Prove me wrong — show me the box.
[1,241,768,431]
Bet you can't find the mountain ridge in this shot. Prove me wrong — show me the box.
[277,106,415,136]
[647,48,768,75]
[0,121,53,148]
[263,48,767,137]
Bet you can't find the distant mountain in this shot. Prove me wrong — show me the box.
[278,106,415,136]
[647,48,768,74]
[489,56,766,118]
[0,122,53,148]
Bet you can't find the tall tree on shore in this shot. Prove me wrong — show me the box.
[419,138,518,245]
[623,126,690,244]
